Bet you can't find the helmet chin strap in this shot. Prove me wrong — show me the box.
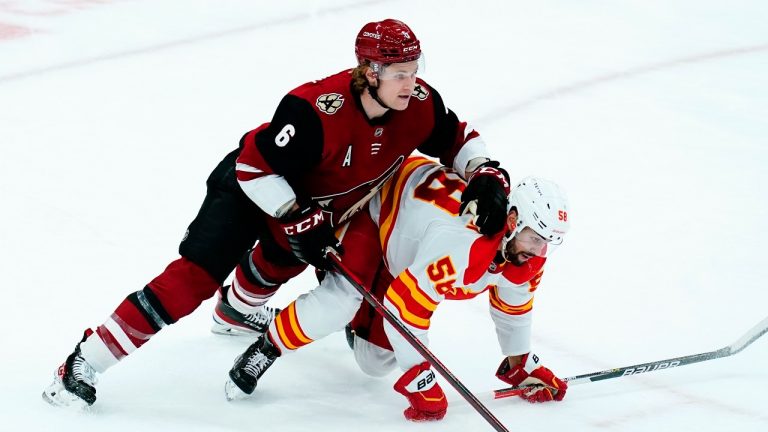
[499,212,521,263]
[367,80,392,110]
[499,232,514,262]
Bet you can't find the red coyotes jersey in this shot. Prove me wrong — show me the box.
[369,157,547,370]
[236,69,484,225]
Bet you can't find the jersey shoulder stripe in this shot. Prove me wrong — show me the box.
[377,157,435,253]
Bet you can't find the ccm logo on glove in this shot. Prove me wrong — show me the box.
[281,207,325,235]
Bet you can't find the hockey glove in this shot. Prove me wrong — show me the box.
[279,203,343,270]
[393,362,447,421]
[460,160,510,236]
[495,353,567,403]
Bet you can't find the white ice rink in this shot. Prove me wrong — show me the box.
[1,1,767,431]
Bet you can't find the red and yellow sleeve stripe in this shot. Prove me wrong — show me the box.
[489,286,534,316]
[385,269,439,330]
[528,270,544,293]
[273,302,313,351]
[378,157,434,254]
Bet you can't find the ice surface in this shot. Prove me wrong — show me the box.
[1,1,766,431]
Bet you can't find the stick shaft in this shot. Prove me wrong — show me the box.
[494,316,768,399]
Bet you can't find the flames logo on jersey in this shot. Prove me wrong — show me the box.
[316,93,344,114]
[411,84,429,101]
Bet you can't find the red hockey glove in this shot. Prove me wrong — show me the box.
[393,362,447,421]
[279,203,343,270]
[460,160,510,236]
[495,353,567,403]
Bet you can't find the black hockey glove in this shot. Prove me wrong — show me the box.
[279,203,344,270]
[459,160,511,236]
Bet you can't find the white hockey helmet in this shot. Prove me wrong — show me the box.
[505,176,570,256]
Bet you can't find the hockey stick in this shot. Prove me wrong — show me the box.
[329,253,510,432]
[494,315,768,400]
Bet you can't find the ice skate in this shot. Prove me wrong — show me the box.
[224,335,279,401]
[42,330,98,409]
[211,285,279,336]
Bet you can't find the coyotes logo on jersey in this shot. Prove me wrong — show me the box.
[316,93,344,114]
[412,84,429,101]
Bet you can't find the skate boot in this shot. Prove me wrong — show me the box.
[42,330,98,409]
[211,285,280,336]
[224,335,280,401]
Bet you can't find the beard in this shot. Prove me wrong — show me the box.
[505,241,535,266]
[507,253,530,266]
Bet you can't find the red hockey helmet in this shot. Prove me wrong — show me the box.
[355,19,421,66]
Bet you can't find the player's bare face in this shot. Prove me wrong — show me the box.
[506,227,548,265]
[376,60,419,110]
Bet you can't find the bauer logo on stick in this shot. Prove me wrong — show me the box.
[622,361,681,376]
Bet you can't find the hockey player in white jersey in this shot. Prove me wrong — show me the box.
[225,157,571,422]
[352,157,571,419]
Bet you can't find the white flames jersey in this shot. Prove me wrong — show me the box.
[368,157,548,370]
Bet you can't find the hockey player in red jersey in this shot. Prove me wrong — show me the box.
[212,19,510,336]
[43,19,510,409]
[225,157,571,422]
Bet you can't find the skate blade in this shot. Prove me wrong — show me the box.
[42,386,91,411]
[211,323,259,337]
[211,317,259,337]
[224,379,250,401]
